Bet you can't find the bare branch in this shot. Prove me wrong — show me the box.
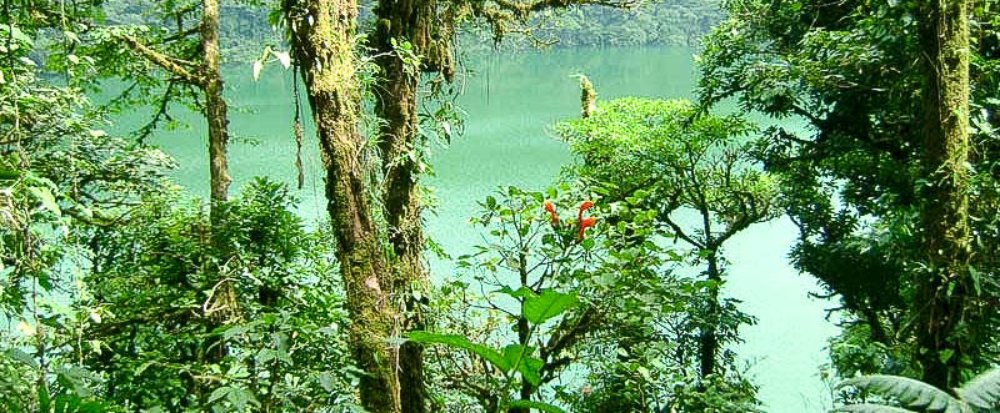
[117,34,202,85]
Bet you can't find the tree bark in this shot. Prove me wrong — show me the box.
[699,249,721,379]
[284,0,402,411]
[202,0,231,210]
[371,3,439,411]
[915,0,972,390]
[200,0,240,375]
[580,75,597,118]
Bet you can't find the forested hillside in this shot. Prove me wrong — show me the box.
[1,0,997,412]
[102,0,722,63]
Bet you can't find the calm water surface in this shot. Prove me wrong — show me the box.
[124,47,840,412]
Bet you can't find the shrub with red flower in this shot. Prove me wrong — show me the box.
[544,199,598,242]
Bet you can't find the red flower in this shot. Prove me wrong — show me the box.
[578,200,595,216]
[577,216,597,242]
[543,200,559,224]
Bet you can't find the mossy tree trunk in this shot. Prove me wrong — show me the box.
[197,2,243,402]
[202,0,231,210]
[370,2,440,411]
[915,0,972,391]
[200,0,240,325]
[284,0,402,411]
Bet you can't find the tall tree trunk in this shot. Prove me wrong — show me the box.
[915,0,972,390]
[284,1,402,411]
[203,0,231,210]
[200,0,239,386]
[371,3,436,411]
[699,249,721,379]
[203,0,237,354]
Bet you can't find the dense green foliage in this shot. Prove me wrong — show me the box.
[698,0,999,398]
[81,180,356,411]
[465,1,723,50]
[421,185,757,412]
[1,29,171,412]
[556,97,773,411]
[1,0,997,410]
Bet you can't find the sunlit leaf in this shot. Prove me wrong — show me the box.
[508,400,567,413]
[28,186,60,214]
[408,331,511,372]
[523,289,578,325]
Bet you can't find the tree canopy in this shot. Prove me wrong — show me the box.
[0,0,997,411]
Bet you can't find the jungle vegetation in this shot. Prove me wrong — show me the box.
[0,0,998,412]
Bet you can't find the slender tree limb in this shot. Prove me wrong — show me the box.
[117,34,201,85]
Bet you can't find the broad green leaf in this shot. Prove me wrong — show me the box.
[502,344,528,370]
[520,355,544,387]
[208,387,228,404]
[5,348,39,368]
[507,400,567,413]
[222,325,251,341]
[226,387,258,410]
[500,344,543,386]
[134,361,155,376]
[28,186,60,214]
[523,289,578,325]
[38,384,51,412]
[498,285,536,300]
[6,25,32,45]
[408,331,511,372]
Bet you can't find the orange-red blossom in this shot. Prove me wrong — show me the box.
[544,199,598,241]
[544,199,559,225]
[578,216,597,242]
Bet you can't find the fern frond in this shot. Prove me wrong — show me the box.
[840,375,970,413]
[831,403,915,413]
[957,367,1000,409]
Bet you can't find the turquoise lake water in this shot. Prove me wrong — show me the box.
[125,46,841,412]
